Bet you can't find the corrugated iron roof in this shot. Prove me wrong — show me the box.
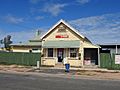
[11,41,42,46]
[43,40,80,48]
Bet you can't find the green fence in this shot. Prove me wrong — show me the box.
[0,52,41,66]
[100,53,120,70]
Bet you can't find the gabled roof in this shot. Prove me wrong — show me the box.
[29,35,42,42]
[41,19,85,39]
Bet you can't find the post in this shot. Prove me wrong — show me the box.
[116,44,118,54]
[81,48,84,66]
[98,48,100,67]
[37,61,40,69]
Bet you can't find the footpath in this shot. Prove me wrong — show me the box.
[0,65,120,80]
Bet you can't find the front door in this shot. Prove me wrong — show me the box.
[57,48,64,62]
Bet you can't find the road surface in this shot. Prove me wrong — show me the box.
[0,72,120,90]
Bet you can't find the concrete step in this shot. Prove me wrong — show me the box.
[55,63,64,68]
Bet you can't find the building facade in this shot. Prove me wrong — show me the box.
[41,19,100,67]
[99,43,120,54]
[11,37,42,53]
[11,19,100,67]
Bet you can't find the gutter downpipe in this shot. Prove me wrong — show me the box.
[98,47,100,67]
[116,44,118,54]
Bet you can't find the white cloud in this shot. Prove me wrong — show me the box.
[9,31,35,43]
[69,13,120,44]
[0,30,34,44]
[35,16,44,21]
[29,0,40,4]
[76,0,90,4]
[3,14,24,24]
[42,3,67,16]
[0,30,5,39]
[0,27,47,45]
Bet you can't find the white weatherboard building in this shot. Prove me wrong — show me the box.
[11,19,100,67]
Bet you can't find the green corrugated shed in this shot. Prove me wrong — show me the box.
[43,40,80,48]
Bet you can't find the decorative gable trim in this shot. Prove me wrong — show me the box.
[41,19,85,39]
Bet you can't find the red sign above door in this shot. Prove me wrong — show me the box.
[55,35,69,38]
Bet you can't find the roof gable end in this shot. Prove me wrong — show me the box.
[41,19,85,39]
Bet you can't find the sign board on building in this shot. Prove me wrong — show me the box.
[55,34,69,38]
[115,54,120,64]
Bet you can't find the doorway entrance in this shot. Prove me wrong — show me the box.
[84,48,98,65]
[57,48,64,62]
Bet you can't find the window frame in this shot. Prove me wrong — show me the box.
[48,48,53,57]
[69,48,77,58]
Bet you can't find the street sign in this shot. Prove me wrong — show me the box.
[115,54,120,64]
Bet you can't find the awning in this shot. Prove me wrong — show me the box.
[42,40,80,48]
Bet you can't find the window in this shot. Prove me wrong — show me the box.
[57,28,66,32]
[32,48,38,50]
[57,26,66,32]
[70,48,77,58]
[48,48,53,57]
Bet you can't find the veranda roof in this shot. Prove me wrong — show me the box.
[42,40,80,48]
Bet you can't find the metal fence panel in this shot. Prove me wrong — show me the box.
[0,52,41,66]
[100,53,120,70]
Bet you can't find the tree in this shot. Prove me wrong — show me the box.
[4,35,12,50]
[0,39,3,44]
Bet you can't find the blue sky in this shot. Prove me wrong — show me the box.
[0,0,120,44]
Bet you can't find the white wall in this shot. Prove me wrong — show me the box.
[12,49,41,53]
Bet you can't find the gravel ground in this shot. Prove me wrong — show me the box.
[0,65,120,80]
